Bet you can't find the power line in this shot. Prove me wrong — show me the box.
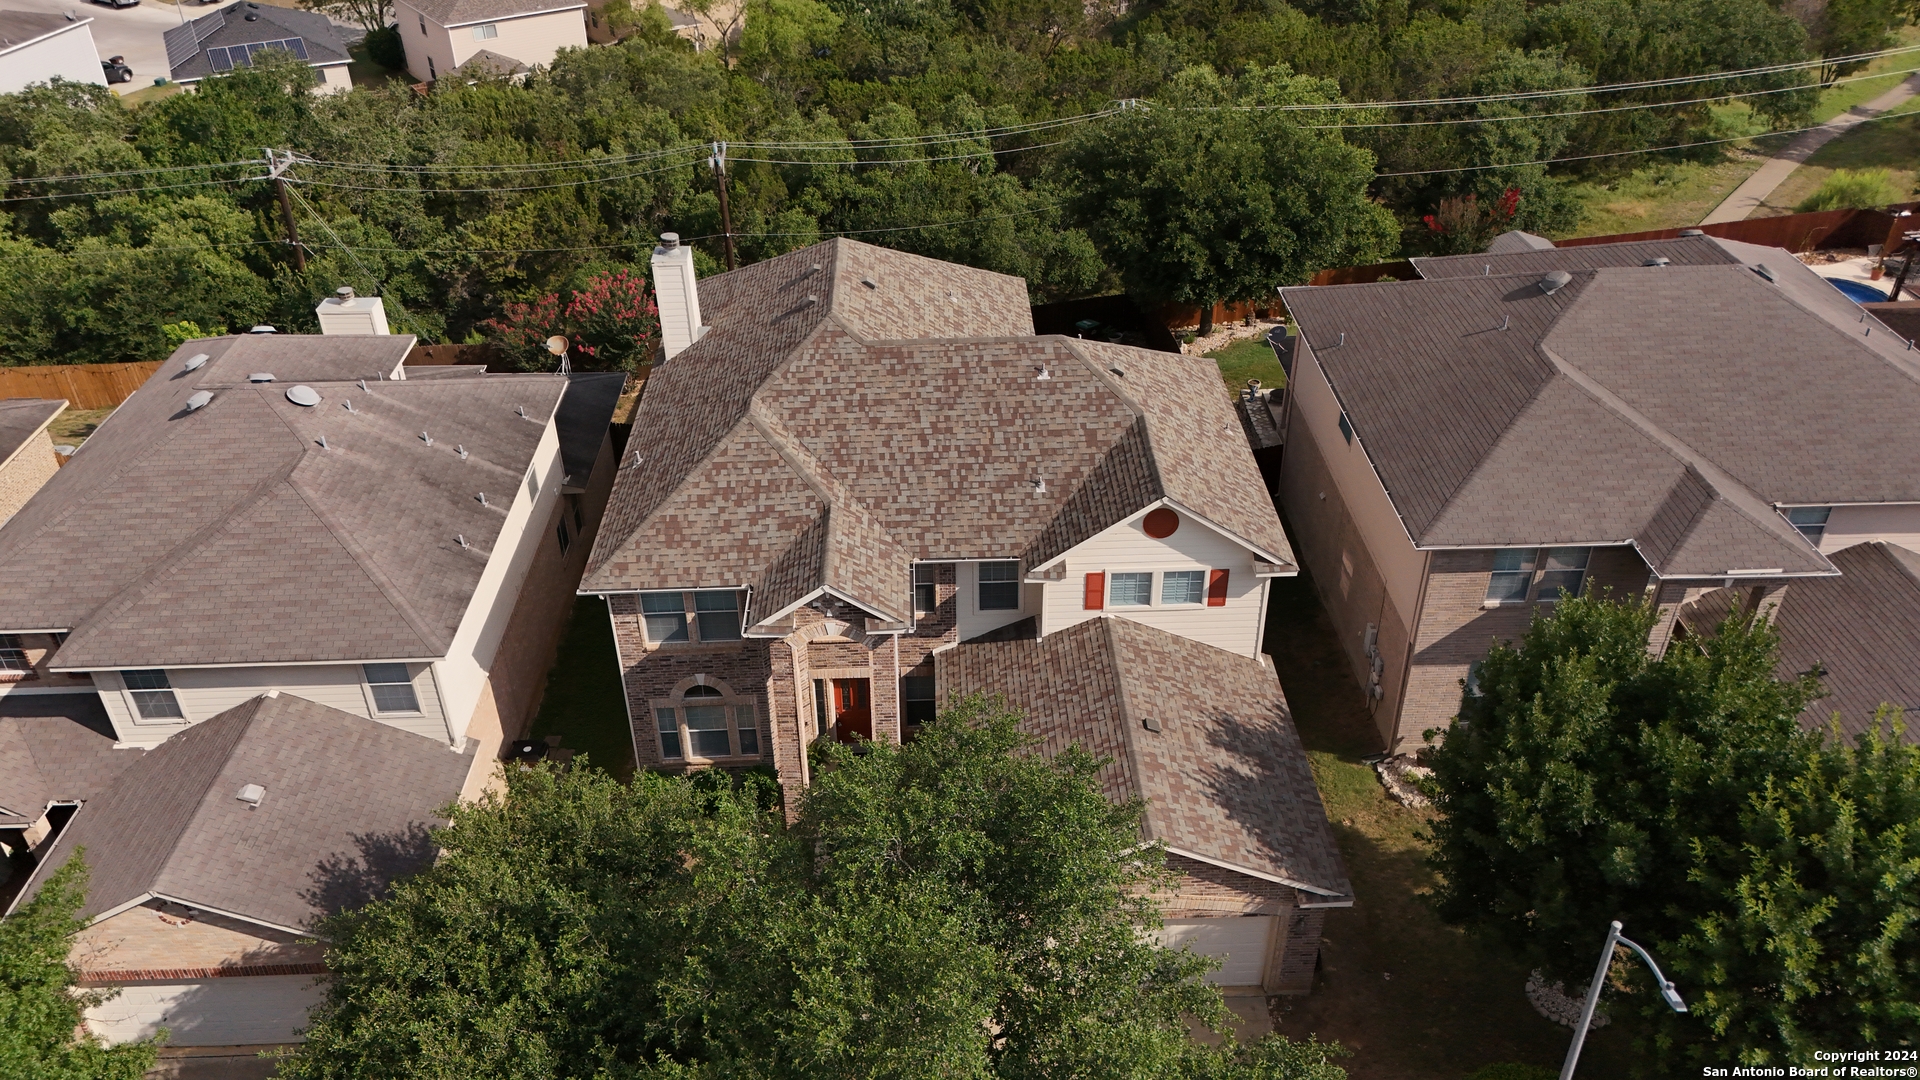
[0,175,256,204]
[284,183,435,342]
[0,159,258,185]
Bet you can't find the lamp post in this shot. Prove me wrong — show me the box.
[1559,920,1688,1080]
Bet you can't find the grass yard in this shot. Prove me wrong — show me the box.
[348,45,410,91]
[1259,569,1642,1079]
[48,407,114,449]
[1753,110,1920,216]
[1206,336,1286,394]
[116,82,186,107]
[1561,148,1776,237]
[525,597,635,781]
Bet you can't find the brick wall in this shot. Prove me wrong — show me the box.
[1267,904,1327,996]
[1161,852,1290,916]
[0,430,58,524]
[72,902,322,977]
[608,594,774,771]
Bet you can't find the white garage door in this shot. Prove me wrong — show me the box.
[1162,917,1275,987]
[84,975,328,1046]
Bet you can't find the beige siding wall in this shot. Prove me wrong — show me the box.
[1038,509,1268,657]
[398,0,459,81]
[91,663,446,748]
[1822,503,1920,556]
[448,7,586,70]
[0,430,58,526]
[314,63,353,94]
[953,560,1041,642]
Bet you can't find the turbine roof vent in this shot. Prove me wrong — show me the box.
[1538,270,1573,295]
[286,385,321,406]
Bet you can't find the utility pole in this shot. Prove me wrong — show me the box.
[264,149,306,274]
[710,141,735,272]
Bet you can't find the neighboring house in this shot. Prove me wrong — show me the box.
[0,398,64,524]
[0,9,106,93]
[7,693,467,1048]
[0,333,624,803]
[0,694,139,866]
[163,3,352,94]
[394,0,584,84]
[581,235,1346,991]
[1278,232,1920,754]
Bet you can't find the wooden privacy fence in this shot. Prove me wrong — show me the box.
[0,362,162,410]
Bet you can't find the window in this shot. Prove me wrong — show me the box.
[124,669,184,721]
[1485,549,1536,604]
[525,466,540,501]
[978,561,1020,610]
[557,518,571,554]
[1464,660,1485,698]
[1338,411,1354,444]
[1109,572,1153,606]
[418,15,426,33]
[1161,570,1206,605]
[364,663,421,713]
[428,56,435,78]
[913,564,937,614]
[641,592,689,643]
[654,683,760,761]
[473,22,498,38]
[1786,506,1831,546]
[0,635,27,674]
[903,675,935,726]
[695,591,742,641]
[1536,547,1591,602]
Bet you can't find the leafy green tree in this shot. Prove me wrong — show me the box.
[278,700,1350,1079]
[1054,65,1397,334]
[0,855,159,1080]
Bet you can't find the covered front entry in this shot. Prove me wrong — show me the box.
[1162,917,1277,989]
[832,678,872,742]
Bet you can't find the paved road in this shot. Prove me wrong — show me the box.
[1701,73,1920,224]
[9,0,184,93]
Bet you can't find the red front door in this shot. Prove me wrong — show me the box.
[833,679,872,743]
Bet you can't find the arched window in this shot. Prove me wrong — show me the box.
[652,679,761,763]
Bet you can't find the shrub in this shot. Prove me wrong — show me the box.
[363,25,405,71]
[1465,1066,1557,1080]
[1794,168,1906,213]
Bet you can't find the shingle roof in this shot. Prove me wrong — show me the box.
[582,238,1293,616]
[9,693,469,929]
[939,616,1351,900]
[0,335,568,668]
[459,47,527,76]
[164,3,347,83]
[0,398,63,468]
[400,0,584,27]
[0,694,138,825]
[1283,237,1920,577]
[554,372,623,489]
[0,10,89,55]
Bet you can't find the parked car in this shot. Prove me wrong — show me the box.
[101,56,133,82]
[91,0,142,8]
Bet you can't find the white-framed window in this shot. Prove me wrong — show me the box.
[1485,547,1592,605]
[1785,506,1830,546]
[124,669,185,722]
[1109,572,1153,607]
[1160,570,1207,605]
[639,590,744,645]
[978,561,1020,610]
[418,14,426,34]
[0,635,28,674]
[913,563,937,614]
[472,22,498,38]
[525,465,540,501]
[653,682,760,762]
[556,517,571,555]
[364,663,422,713]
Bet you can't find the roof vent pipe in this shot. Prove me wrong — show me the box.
[1643,257,1671,267]
[652,232,708,362]
[1539,270,1573,295]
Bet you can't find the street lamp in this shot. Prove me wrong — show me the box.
[1559,920,1687,1080]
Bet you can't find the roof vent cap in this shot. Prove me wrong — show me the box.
[236,783,264,806]
[185,390,214,411]
[1538,270,1573,294]
[1643,257,1671,267]
[183,352,209,371]
[1679,228,1705,237]
[860,276,877,288]
[247,325,276,334]
[286,385,321,406]
[335,285,355,301]
[1754,263,1777,283]
[659,232,680,249]
[249,372,275,383]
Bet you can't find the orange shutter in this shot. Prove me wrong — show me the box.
[1207,569,1229,606]
[1084,572,1105,610]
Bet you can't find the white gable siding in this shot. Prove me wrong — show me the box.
[1820,503,1920,556]
[1038,510,1267,657]
[90,664,447,748]
[952,560,1041,642]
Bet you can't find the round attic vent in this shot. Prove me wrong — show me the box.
[183,352,209,371]
[286,385,321,406]
[1538,270,1573,295]
[1143,507,1180,539]
[250,373,276,383]
[185,390,214,411]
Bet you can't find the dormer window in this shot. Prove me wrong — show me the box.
[978,562,1020,610]
[1786,506,1830,546]
[639,590,744,645]
[124,669,184,722]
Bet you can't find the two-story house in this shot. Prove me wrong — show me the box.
[580,235,1349,995]
[395,0,586,83]
[1278,232,1920,754]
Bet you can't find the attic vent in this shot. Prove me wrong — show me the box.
[1108,366,1125,377]
[804,294,819,305]
[1538,270,1573,294]
[1679,228,1705,237]
[1142,717,1162,733]
[860,276,877,289]
[183,353,209,371]
[236,783,265,806]
[249,372,275,383]
[1034,365,1051,380]
[1031,478,1047,494]
[1753,263,1777,283]
[809,263,821,272]
[185,390,214,411]
[1643,257,1671,267]
[286,385,321,406]
[247,325,276,334]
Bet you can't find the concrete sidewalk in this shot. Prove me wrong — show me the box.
[1701,73,1920,225]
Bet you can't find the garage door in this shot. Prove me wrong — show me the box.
[83,975,328,1046]
[1162,917,1275,988]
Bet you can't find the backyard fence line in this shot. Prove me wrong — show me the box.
[0,362,163,410]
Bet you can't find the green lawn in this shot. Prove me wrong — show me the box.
[1260,570,1641,1079]
[525,597,635,781]
[1205,336,1286,395]
[48,407,113,449]
[1754,110,1920,216]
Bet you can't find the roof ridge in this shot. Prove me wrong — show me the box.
[1101,616,1155,840]
[285,470,447,657]
[148,696,269,899]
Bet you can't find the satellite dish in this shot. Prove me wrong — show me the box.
[286,385,321,407]
[183,353,210,371]
[185,390,214,411]
[545,335,570,356]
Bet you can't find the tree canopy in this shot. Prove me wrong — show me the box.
[277,697,1351,1080]
[1425,595,1920,1067]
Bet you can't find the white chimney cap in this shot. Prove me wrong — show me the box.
[335,285,356,301]
[236,783,265,806]
[659,232,680,249]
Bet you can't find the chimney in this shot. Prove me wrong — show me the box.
[651,233,707,361]
[316,285,391,335]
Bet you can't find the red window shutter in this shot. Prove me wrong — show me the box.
[1084,572,1105,610]
[1207,569,1229,606]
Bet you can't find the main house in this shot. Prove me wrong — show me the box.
[1278,231,1920,754]
[581,236,1348,994]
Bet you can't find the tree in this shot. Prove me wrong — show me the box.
[277,700,1350,1079]
[480,268,658,371]
[1425,595,1920,1067]
[0,855,158,1080]
[1053,65,1397,335]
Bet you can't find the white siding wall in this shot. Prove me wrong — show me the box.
[90,664,446,748]
[397,0,457,81]
[314,62,352,93]
[0,22,107,95]
[952,561,1041,642]
[1821,503,1920,556]
[447,7,586,70]
[1038,510,1268,657]
[433,417,564,742]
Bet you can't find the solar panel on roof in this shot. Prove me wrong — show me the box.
[208,47,233,70]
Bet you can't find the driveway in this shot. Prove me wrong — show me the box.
[9,0,182,93]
